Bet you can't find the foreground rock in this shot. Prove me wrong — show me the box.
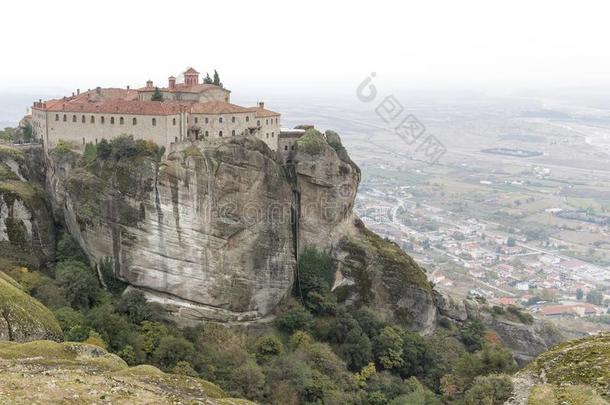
[0,272,62,342]
[507,332,610,405]
[0,340,253,404]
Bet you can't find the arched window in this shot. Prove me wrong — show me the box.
[284,145,288,151]
[205,130,209,137]
[257,120,260,126]
[55,114,59,121]
[219,117,223,123]
[246,116,250,122]
[72,115,77,122]
[120,117,124,125]
[265,119,268,125]
[82,137,85,145]
[275,118,278,124]
[172,118,176,125]
[152,118,156,126]
[194,117,198,124]
[232,130,235,136]
[205,117,208,124]
[271,132,274,137]
[132,117,137,125]
[231,116,235,123]
[90,116,95,123]
[111,117,115,124]
[219,130,223,137]
[291,145,295,150]
[101,116,105,124]
[63,114,67,122]
[82,115,85,123]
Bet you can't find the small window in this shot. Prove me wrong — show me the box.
[219,130,223,137]
[101,116,105,124]
[272,132,274,137]
[172,118,176,125]
[246,116,249,122]
[82,137,85,145]
[257,120,260,126]
[232,130,235,136]
[63,114,67,122]
[90,116,95,123]
[205,117,208,124]
[111,117,115,124]
[55,114,59,121]
[95,139,98,144]
[231,116,235,123]
[72,115,77,122]
[152,118,156,126]
[194,117,198,124]
[205,130,209,137]
[284,145,288,151]
[81,115,86,123]
[291,145,295,150]
[265,119,268,125]
[219,117,223,123]
[132,117,137,125]
[120,117,124,125]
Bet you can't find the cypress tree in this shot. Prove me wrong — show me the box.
[151,87,163,101]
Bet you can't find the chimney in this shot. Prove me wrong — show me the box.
[258,101,264,109]
[168,76,176,89]
[146,80,153,88]
[77,89,80,95]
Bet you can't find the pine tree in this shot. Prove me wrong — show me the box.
[151,87,163,101]
[213,70,221,86]
[203,73,213,84]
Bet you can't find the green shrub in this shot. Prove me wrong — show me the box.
[55,260,100,309]
[253,335,283,364]
[275,302,313,334]
[296,129,326,155]
[462,374,513,405]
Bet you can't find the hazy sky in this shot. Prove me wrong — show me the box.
[2,0,610,97]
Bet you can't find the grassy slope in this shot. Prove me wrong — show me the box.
[0,340,255,404]
[526,332,610,404]
[0,272,63,341]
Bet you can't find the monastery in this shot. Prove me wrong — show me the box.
[31,68,303,155]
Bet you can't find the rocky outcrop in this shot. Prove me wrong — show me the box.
[292,130,437,332]
[0,340,254,404]
[0,272,63,342]
[507,332,610,404]
[482,316,565,366]
[0,145,56,268]
[47,138,295,324]
[42,131,438,328]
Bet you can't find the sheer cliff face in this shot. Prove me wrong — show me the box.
[45,133,437,328]
[47,138,295,323]
[0,146,55,267]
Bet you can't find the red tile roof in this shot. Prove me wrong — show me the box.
[190,101,252,114]
[34,88,280,118]
[138,83,229,94]
[250,107,280,118]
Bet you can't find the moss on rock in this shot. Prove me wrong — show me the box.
[0,340,255,404]
[0,273,63,342]
[526,332,610,401]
